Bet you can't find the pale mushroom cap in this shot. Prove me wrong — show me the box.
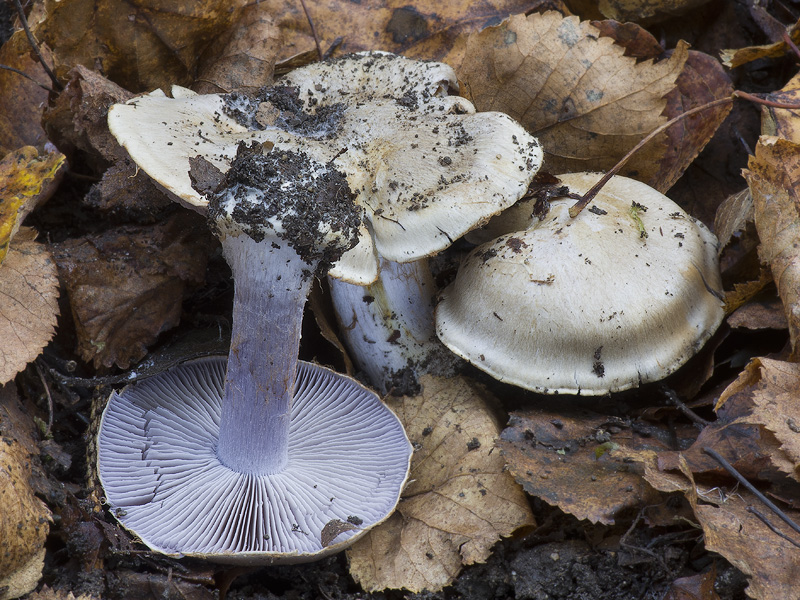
[435,173,725,395]
[107,52,542,285]
[97,357,412,564]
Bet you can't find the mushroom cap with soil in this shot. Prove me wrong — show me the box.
[435,173,725,395]
[106,51,542,284]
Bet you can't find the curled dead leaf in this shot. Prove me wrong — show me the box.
[744,136,800,359]
[347,375,534,593]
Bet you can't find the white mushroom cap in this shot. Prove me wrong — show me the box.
[435,173,725,395]
[97,356,411,564]
[107,52,542,284]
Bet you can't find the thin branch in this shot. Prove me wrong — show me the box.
[747,506,800,549]
[568,97,734,218]
[34,361,54,437]
[703,446,800,539]
[13,0,62,90]
[0,64,52,91]
[660,385,711,428]
[783,29,800,61]
[299,0,322,61]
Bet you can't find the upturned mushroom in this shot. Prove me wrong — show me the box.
[98,144,412,562]
[435,172,725,395]
[107,51,543,394]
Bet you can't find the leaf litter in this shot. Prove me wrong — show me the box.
[1,1,800,599]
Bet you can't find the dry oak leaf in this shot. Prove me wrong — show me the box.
[498,408,673,525]
[0,228,60,385]
[34,0,249,92]
[347,375,534,593]
[457,12,688,186]
[52,212,211,369]
[0,146,66,264]
[743,136,800,360]
[0,383,52,600]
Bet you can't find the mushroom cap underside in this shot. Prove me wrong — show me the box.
[97,356,411,564]
[435,173,725,395]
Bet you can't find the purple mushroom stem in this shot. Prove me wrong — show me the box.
[216,235,312,474]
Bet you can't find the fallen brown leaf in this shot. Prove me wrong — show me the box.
[499,408,670,524]
[743,136,800,359]
[26,585,98,600]
[0,383,52,600]
[721,18,800,68]
[52,213,212,369]
[457,12,688,185]
[35,0,249,92]
[43,65,133,168]
[664,566,720,600]
[727,297,788,331]
[193,2,282,94]
[763,71,800,144]
[0,23,52,157]
[262,0,558,65]
[347,375,534,593]
[0,228,60,385]
[714,188,753,252]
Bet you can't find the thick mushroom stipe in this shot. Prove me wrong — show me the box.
[436,173,725,395]
[98,357,411,564]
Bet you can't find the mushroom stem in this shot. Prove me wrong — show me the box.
[329,257,457,395]
[216,233,313,475]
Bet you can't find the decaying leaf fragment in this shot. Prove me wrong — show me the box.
[347,375,534,593]
[52,213,212,369]
[744,136,800,359]
[0,228,60,385]
[457,12,688,185]
[499,408,671,524]
[762,71,800,144]
[721,18,800,68]
[0,384,52,600]
[0,146,66,263]
[597,0,712,24]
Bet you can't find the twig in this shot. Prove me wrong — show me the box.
[659,385,710,428]
[783,30,800,62]
[703,446,800,538]
[0,64,52,91]
[568,90,800,218]
[12,0,62,90]
[34,360,54,437]
[299,0,322,61]
[747,506,800,549]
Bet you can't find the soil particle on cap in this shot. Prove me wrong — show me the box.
[206,142,362,271]
[222,86,345,139]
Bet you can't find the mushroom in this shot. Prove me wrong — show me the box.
[97,144,412,562]
[435,172,725,395]
[107,51,543,394]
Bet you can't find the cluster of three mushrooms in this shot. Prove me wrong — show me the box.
[98,52,543,561]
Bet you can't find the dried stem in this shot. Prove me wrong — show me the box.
[299,0,323,61]
[569,90,800,218]
[12,0,62,90]
[703,446,800,539]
